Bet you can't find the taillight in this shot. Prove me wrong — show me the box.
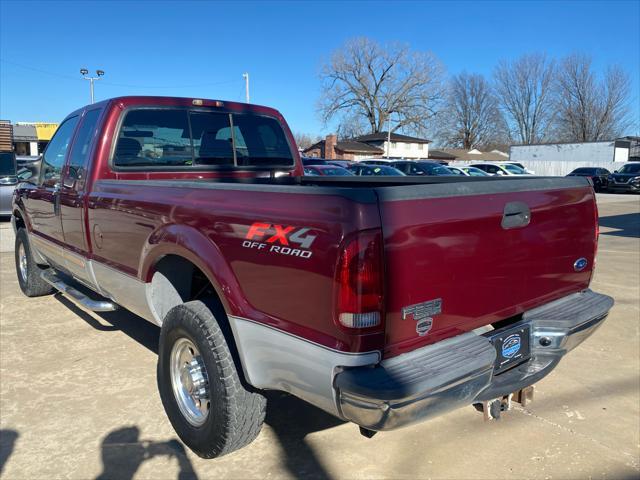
[334,229,384,331]
[593,199,600,267]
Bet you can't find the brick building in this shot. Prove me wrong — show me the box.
[303,132,431,161]
[303,134,384,160]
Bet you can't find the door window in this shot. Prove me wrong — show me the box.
[40,116,79,187]
[66,109,102,186]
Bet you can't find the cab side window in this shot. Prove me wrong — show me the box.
[40,116,79,187]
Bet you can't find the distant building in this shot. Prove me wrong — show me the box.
[303,135,383,160]
[12,124,39,156]
[4,122,59,156]
[303,132,431,161]
[0,121,12,152]
[351,132,431,159]
[437,148,509,162]
[619,136,640,162]
[509,138,638,176]
[427,149,457,162]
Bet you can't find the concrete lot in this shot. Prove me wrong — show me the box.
[0,194,638,480]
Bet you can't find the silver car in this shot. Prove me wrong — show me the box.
[0,151,18,217]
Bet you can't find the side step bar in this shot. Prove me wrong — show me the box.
[41,270,117,312]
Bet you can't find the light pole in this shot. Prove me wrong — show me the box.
[80,68,105,104]
[386,112,395,159]
[242,72,250,103]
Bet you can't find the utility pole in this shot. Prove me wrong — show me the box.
[242,72,250,103]
[80,68,105,104]
[386,114,392,158]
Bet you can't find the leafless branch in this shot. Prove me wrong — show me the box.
[554,53,631,142]
[317,37,445,136]
[436,72,506,149]
[493,53,556,144]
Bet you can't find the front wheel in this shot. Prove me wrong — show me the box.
[14,228,53,297]
[157,300,266,458]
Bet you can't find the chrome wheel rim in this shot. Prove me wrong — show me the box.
[170,338,210,426]
[17,243,28,284]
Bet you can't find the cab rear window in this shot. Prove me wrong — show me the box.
[113,108,294,169]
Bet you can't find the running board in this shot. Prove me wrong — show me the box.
[41,270,117,312]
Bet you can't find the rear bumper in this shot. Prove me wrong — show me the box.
[334,289,613,431]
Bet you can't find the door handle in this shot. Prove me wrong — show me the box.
[501,201,531,229]
[53,183,61,216]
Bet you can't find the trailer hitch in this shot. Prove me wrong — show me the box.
[474,386,535,420]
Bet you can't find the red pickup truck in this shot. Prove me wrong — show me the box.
[11,96,613,458]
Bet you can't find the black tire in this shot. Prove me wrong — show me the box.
[14,228,54,297]
[157,300,266,458]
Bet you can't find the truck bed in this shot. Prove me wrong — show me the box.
[87,174,594,359]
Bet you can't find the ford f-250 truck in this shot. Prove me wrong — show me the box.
[11,96,613,458]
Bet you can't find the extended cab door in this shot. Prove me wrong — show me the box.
[23,115,79,266]
[59,108,102,282]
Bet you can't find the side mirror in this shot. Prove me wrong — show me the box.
[495,170,505,176]
[62,166,80,189]
[613,170,618,173]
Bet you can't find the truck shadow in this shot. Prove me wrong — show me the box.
[95,426,198,480]
[0,429,19,477]
[57,296,344,478]
[264,391,344,480]
[54,295,160,354]
[599,212,640,238]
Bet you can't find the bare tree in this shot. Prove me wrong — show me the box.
[494,53,556,144]
[555,53,631,142]
[318,37,445,136]
[336,112,368,139]
[436,72,505,149]
[293,132,320,150]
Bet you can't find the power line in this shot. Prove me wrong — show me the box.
[0,59,239,89]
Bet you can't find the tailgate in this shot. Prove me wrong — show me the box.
[376,177,597,358]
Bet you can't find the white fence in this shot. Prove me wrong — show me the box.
[508,141,630,176]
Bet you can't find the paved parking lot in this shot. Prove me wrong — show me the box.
[0,194,638,480]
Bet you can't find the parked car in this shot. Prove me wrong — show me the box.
[11,96,612,459]
[303,164,353,176]
[498,161,535,175]
[446,165,490,177]
[301,156,327,166]
[0,151,18,217]
[566,167,610,192]
[327,160,356,169]
[349,164,406,176]
[607,162,640,193]
[472,162,530,176]
[362,160,451,176]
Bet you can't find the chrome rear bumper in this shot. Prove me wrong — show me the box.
[334,289,613,431]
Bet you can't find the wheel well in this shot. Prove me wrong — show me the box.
[148,255,250,386]
[149,255,221,322]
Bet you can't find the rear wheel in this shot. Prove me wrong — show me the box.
[14,228,53,297]
[157,300,266,458]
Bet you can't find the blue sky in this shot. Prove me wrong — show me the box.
[1,0,639,137]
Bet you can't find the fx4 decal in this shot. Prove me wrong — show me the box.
[242,222,317,258]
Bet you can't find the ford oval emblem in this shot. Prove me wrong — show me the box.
[574,258,588,272]
[502,334,521,359]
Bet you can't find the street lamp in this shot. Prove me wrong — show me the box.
[386,111,396,159]
[80,68,105,104]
